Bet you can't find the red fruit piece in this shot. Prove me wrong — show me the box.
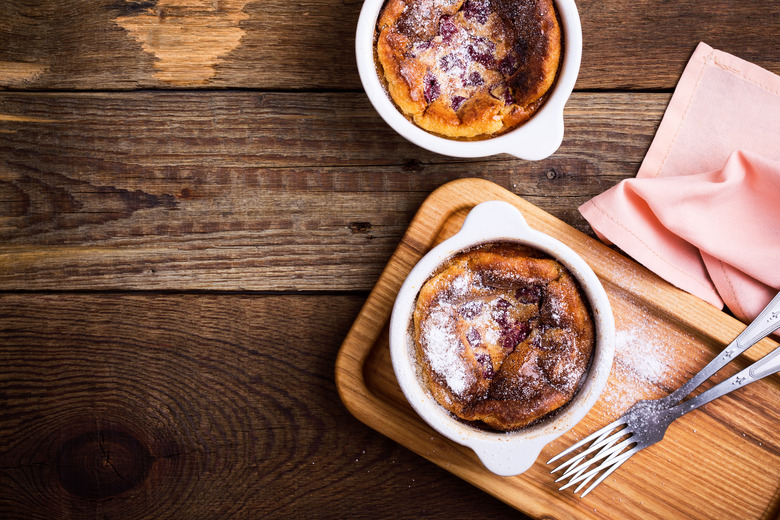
[466,327,482,347]
[463,71,484,87]
[451,95,467,111]
[439,53,465,73]
[498,54,519,77]
[439,15,458,41]
[407,41,432,58]
[458,300,483,318]
[474,352,494,379]
[489,83,515,105]
[466,37,496,68]
[516,285,542,304]
[463,0,490,24]
[500,321,530,352]
[424,74,441,103]
[491,298,511,327]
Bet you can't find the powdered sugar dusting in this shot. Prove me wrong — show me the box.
[614,327,671,383]
[471,298,502,345]
[421,303,473,395]
[596,300,702,421]
[451,273,469,296]
[411,243,597,430]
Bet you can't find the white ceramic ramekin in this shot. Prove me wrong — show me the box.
[389,201,614,476]
[355,0,582,159]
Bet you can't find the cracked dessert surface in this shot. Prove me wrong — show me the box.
[376,0,561,139]
[412,243,594,431]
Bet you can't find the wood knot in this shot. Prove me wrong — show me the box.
[56,430,153,499]
[402,159,424,172]
[110,0,158,16]
[178,187,202,200]
[545,168,559,180]
[348,222,372,235]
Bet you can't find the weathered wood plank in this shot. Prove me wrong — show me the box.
[0,0,777,90]
[0,91,666,291]
[0,293,527,519]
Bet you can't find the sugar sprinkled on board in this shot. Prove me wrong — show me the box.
[614,327,671,383]
[597,306,696,418]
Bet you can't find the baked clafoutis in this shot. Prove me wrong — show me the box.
[376,0,561,139]
[412,243,594,431]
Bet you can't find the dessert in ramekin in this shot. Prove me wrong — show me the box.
[412,242,595,432]
[389,201,614,475]
[375,0,562,140]
[356,0,582,159]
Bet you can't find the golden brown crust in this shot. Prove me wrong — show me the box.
[376,0,561,139]
[412,243,594,431]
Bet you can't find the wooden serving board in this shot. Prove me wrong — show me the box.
[335,178,780,519]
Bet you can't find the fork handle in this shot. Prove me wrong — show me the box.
[667,291,780,405]
[672,331,780,418]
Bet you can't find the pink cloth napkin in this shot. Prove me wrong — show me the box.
[579,42,780,323]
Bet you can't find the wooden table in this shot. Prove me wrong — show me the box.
[1,1,778,518]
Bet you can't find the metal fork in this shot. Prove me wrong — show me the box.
[548,291,780,497]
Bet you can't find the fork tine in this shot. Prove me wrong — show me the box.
[554,453,595,483]
[550,428,618,473]
[562,464,601,492]
[570,447,634,493]
[558,470,592,491]
[547,417,628,466]
[550,420,626,475]
[578,448,638,498]
[558,448,620,489]
[557,453,605,489]
[558,443,634,493]
[554,437,624,482]
[560,434,636,480]
[556,430,623,477]
[558,436,635,489]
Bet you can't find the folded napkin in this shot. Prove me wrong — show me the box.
[580,42,780,323]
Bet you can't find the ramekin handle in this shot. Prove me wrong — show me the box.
[469,438,546,476]
[505,114,565,161]
[457,200,532,238]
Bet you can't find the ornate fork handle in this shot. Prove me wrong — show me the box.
[549,292,780,497]
[665,292,780,406]
[670,310,780,418]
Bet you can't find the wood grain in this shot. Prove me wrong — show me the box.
[0,0,778,90]
[3,0,778,517]
[0,91,665,291]
[0,293,529,519]
[335,179,780,519]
